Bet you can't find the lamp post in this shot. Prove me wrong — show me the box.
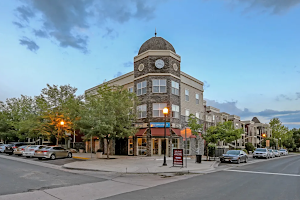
[162,107,168,166]
[279,138,281,148]
[58,120,64,146]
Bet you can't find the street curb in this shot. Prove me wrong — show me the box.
[73,156,90,160]
[62,161,219,175]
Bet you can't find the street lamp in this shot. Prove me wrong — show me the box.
[57,120,65,145]
[279,138,281,148]
[162,107,168,166]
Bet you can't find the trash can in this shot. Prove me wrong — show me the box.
[196,155,202,163]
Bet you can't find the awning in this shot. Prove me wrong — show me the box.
[135,128,148,136]
[151,128,171,137]
[171,128,182,137]
[180,128,201,138]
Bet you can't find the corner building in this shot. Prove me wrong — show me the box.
[86,36,205,156]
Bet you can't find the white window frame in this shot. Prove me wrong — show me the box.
[195,93,200,104]
[152,79,166,93]
[196,112,200,119]
[185,109,190,122]
[171,81,179,95]
[128,87,133,93]
[153,103,167,117]
[212,115,215,121]
[184,139,190,155]
[137,81,147,96]
[172,104,180,118]
[185,89,189,101]
[137,104,147,118]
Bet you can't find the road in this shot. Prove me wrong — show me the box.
[101,154,300,200]
[0,157,105,196]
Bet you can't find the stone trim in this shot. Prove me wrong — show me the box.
[134,73,180,81]
[134,50,181,62]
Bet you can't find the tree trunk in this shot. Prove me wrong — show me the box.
[56,137,58,146]
[206,145,209,161]
[106,137,113,159]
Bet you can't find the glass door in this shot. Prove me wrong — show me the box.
[153,139,158,155]
[128,138,133,155]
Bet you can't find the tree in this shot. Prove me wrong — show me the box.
[187,114,203,154]
[261,137,276,148]
[245,142,255,153]
[269,118,289,140]
[79,84,138,158]
[219,121,244,146]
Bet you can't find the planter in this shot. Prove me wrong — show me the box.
[79,149,84,153]
[96,152,103,159]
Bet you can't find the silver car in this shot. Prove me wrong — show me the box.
[253,148,270,159]
[268,149,275,158]
[279,149,288,156]
[34,146,72,160]
[273,150,281,157]
[0,144,8,153]
[23,145,47,158]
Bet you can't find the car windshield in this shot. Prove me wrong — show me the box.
[0,144,4,146]
[43,147,52,149]
[268,150,272,152]
[226,150,240,155]
[279,149,286,151]
[30,145,37,148]
[19,146,26,148]
[255,148,267,152]
[274,150,278,152]
[38,146,46,149]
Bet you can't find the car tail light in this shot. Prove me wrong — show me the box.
[21,148,24,151]
[30,149,34,151]
[41,150,48,153]
[13,146,17,149]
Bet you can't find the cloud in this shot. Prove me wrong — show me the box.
[205,98,300,128]
[13,21,25,28]
[19,37,39,52]
[123,61,133,68]
[204,80,210,90]
[275,94,293,101]
[296,92,300,100]
[228,0,300,14]
[14,0,161,53]
[114,71,123,78]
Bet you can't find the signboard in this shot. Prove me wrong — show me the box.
[266,140,270,148]
[173,149,183,167]
[150,122,170,128]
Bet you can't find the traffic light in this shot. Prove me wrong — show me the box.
[262,133,266,138]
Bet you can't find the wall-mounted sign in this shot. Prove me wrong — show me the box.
[173,149,183,167]
[150,122,170,128]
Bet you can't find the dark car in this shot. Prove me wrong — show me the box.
[4,142,28,155]
[220,150,248,164]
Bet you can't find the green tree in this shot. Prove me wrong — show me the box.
[269,118,289,140]
[245,142,255,153]
[261,137,276,148]
[79,84,138,158]
[291,128,300,149]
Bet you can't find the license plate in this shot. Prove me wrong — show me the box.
[225,159,229,161]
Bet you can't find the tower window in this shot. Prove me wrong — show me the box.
[171,81,179,95]
[137,104,147,118]
[185,89,189,101]
[137,81,147,96]
[153,103,167,117]
[152,79,166,93]
[172,104,180,118]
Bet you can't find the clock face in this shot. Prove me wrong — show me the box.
[173,63,178,71]
[155,59,164,69]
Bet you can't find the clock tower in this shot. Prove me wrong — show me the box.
[134,36,181,156]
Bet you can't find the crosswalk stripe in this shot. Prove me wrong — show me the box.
[224,169,300,177]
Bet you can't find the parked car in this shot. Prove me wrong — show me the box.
[13,145,29,156]
[220,150,248,164]
[279,149,288,156]
[34,146,72,160]
[23,145,47,158]
[0,144,8,153]
[4,142,28,155]
[253,148,270,159]
[273,150,281,157]
[268,149,275,158]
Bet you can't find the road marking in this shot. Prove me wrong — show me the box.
[224,169,300,177]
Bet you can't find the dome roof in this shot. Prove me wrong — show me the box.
[138,37,176,55]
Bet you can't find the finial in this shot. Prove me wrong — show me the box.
[155,28,157,37]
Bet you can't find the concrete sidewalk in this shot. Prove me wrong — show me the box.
[65,153,218,174]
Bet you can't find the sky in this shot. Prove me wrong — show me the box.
[0,0,299,129]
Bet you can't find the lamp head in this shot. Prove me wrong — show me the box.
[60,121,65,126]
[163,107,168,115]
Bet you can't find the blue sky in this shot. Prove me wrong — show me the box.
[0,0,299,128]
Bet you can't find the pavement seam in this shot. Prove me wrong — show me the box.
[42,191,63,200]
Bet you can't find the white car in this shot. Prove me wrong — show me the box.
[253,148,270,159]
[268,149,275,158]
[0,144,8,153]
[23,145,47,158]
[279,149,288,156]
[273,150,281,157]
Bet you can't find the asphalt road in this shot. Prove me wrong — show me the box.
[101,154,300,200]
[0,157,106,196]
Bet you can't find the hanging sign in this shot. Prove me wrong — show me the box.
[150,122,170,128]
[173,149,183,167]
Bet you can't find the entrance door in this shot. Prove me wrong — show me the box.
[128,138,133,155]
[153,139,159,155]
[115,138,128,155]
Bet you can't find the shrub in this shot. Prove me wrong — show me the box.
[208,143,216,157]
[243,149,248,154]
[245,142,255,152]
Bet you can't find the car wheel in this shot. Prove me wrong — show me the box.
[26,156,30,158]
[237,159,240,164]
[67,152,72,158]
[18,154,21,156]
[253,156,256,159]
[50,154,56,160]
[245,158,248,163]
[38,158,43,160]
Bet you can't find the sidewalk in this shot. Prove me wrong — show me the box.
[65,153,219,174]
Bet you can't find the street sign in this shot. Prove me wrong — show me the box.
[150,122,170,128]
[266,140,270,147]
[173,149,183,167]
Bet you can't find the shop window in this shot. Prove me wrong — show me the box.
[172,104,180,118]
[171,81,179,95]
[137,81,147,96]
[153,103,167,117]
[184,139,190,155]
[137,138,147,155]
[152,79,166,93]
[137,104,147,118]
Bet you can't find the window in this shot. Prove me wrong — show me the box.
[212,115,215,121]
[137,81,147,96]
[196,93,200,104]
[152,79,166,93]
[171,81,179,95]
[128,87,133,93]
[184,139,190,155]
[153,103,167,117]
[137,138,147,155]
[172,104,180,118]
[196,112,200,119]
[185,109,190,122]
[137,104,147,118]
[185,89,189,101]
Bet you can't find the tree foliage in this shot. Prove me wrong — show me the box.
[245,142,255,152]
